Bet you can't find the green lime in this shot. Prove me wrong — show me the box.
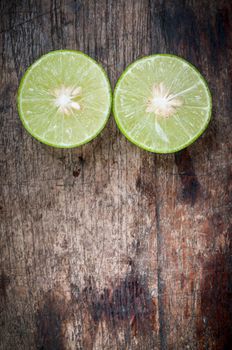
[17,50,112,148]
[113,54,212,153]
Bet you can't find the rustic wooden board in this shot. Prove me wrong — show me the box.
[0,0,231,349]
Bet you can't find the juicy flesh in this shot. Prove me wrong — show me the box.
[18,52,111,147]
[114,56,211,152]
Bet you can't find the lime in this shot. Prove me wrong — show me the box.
[113,54,212,153]
[17,50,112,148]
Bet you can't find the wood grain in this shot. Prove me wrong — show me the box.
[0,0,231,349]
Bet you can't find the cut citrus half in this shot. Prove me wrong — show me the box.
[17,50,112,148]
[113,54,212,153]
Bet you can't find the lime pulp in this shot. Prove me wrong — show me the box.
[17,50,112,148]
[113,54,212,153]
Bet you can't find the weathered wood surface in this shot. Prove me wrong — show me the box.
[0,0,231,349]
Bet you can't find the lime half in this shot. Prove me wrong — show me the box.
[17,50,112,148]
[113,54,212,153]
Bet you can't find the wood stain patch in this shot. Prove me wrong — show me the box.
[175,150,200,206]
[0,271,10,301]
[0,270,10,319]
[78,273,157,349]
[36,291,67,350]
[72,169,81,178]
[80,273,156,334]
[136,156,156,204]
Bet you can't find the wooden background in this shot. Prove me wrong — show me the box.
[0,0,231,349]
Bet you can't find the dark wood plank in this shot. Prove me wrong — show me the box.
[0,0,231,349]
[149,1,232,349]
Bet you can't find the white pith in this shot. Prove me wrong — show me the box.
[52,85,82,115]
[146,82,183,117]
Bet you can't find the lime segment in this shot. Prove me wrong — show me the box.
[17,50,112,148]
[113,54,212,153]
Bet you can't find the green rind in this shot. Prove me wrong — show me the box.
[113,54,212,154]
[17,50,112,148]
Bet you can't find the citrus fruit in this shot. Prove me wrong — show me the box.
[113,54,212,153]
[17,50,112,148]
